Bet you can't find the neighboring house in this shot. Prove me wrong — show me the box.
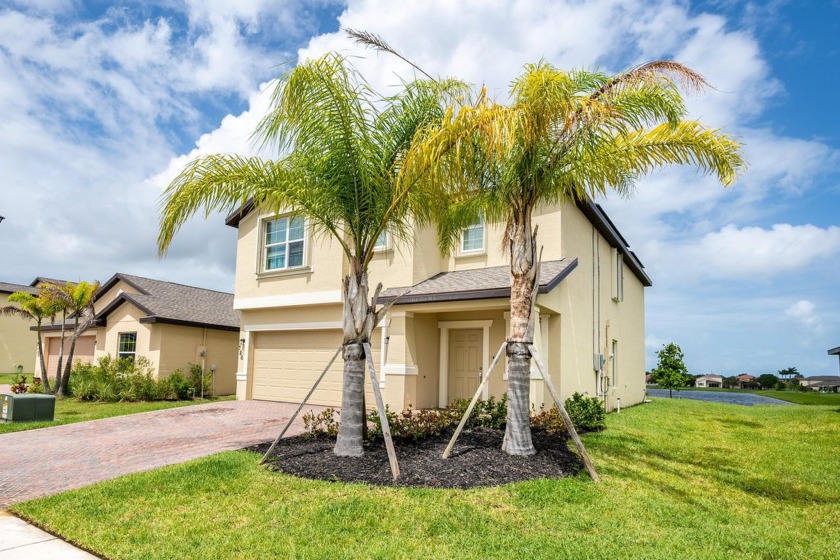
[735,374,756,389]
[798,375,840,393]
[0,281,39,373]
[33,273,241,395]
[695,374,724,388]
[227,199,650,413]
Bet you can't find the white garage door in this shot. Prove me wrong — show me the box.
[251,329,380,406]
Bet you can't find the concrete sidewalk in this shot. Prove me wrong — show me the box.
[0,511,96,559]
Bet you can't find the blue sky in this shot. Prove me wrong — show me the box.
[1,0,838,376]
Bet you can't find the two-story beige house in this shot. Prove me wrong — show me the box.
[228,198,650,413]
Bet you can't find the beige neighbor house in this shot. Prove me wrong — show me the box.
[228,198,650,413]
[33,273,241,395]
[695,374,724,388]
[0,281,39,373]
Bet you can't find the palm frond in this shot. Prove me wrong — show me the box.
[345,28,435,81]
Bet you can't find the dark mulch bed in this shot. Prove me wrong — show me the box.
[248,428,582,489]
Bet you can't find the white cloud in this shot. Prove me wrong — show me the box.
[785,300,821,331]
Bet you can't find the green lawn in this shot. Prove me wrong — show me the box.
[0,396,234,434]
[12,399,840,559]
[0,372,22,385]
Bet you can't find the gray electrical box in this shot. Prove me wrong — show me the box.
[1,394,56,422]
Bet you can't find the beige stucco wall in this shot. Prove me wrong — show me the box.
[156,324,239,396]
[0,292,36,373]
[557,201,647,411]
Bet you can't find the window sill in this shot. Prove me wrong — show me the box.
[455,250,487,259]
[256,266,312,280]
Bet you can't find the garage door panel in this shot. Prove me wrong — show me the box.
[251,330,381,406]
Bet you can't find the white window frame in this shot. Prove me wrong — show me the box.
[460,214,485,255]
[373,229,391,252]
[118,332,137,361]
[262,214,307,272]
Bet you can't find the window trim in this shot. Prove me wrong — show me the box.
[118,332,137,361]
[260,214,308,273]
[612,249,624,302]
[373,229,391,252]
[459,214,486,255]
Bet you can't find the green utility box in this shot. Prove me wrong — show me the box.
[1,394,56,422]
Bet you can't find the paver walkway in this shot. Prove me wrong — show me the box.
[0,400,321,508]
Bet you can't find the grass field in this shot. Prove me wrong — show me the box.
[0,372,22,385]
[0,396,234,434]
[12,398,840,559]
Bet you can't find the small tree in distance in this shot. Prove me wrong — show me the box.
[651,343,691,398]
[757,373,778,390]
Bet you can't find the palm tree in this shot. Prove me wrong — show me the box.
[407,61,745,455]
[43,281,100,396]
[158,53,465,457]
[2,292,62,393]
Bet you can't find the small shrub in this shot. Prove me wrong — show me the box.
[530,404,566,435]
[564,392,606,432]
[368,406,456,442]
[448,395,508,429]
[303,408,340,438]
[189,363,212,397]
[165,370,194,400]
[11,375,28,394]
[27,378,44,394]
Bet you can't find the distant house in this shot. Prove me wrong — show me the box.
[695,374,724,388]
[0,281,39,373]
[798,375,840,393]
[32,273,240,395]
[735,373,756,389]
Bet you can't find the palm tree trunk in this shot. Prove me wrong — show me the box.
[334,261,375,457]
[57,316,80,397]
[36,321,52,394]
[54,310,67,394]
[502,207,537,456]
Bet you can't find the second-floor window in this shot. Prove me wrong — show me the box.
[460,215,485,253]
[373,230,390,251]
[264,215,305,271]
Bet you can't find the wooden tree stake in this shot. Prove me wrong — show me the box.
[527,344,600,482]
[442,341,508,459]
[259,346,343,465]
[363,342,400,480]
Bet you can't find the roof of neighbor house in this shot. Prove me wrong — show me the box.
[802,375,840,383]
[377,259,578,305]
[0,281,39,296]
[828,346,840,356]
[736,374,755,380]
[224,197,652,288]
[810,380,840,388]
[92,273,240,332]
[29,277,70,287]
[696,374,724,380]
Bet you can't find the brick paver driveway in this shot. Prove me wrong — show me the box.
[0,400,321,508]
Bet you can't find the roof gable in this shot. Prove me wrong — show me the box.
[95,273,239,331]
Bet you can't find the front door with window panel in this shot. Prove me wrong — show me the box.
[448,329,482,401]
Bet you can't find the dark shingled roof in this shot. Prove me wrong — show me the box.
[828,346,840,356]
[29,277,69,287]
[95,273,240,331]
[0,281,39,296]
[377,258,577,305]
[803,375,840,382]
